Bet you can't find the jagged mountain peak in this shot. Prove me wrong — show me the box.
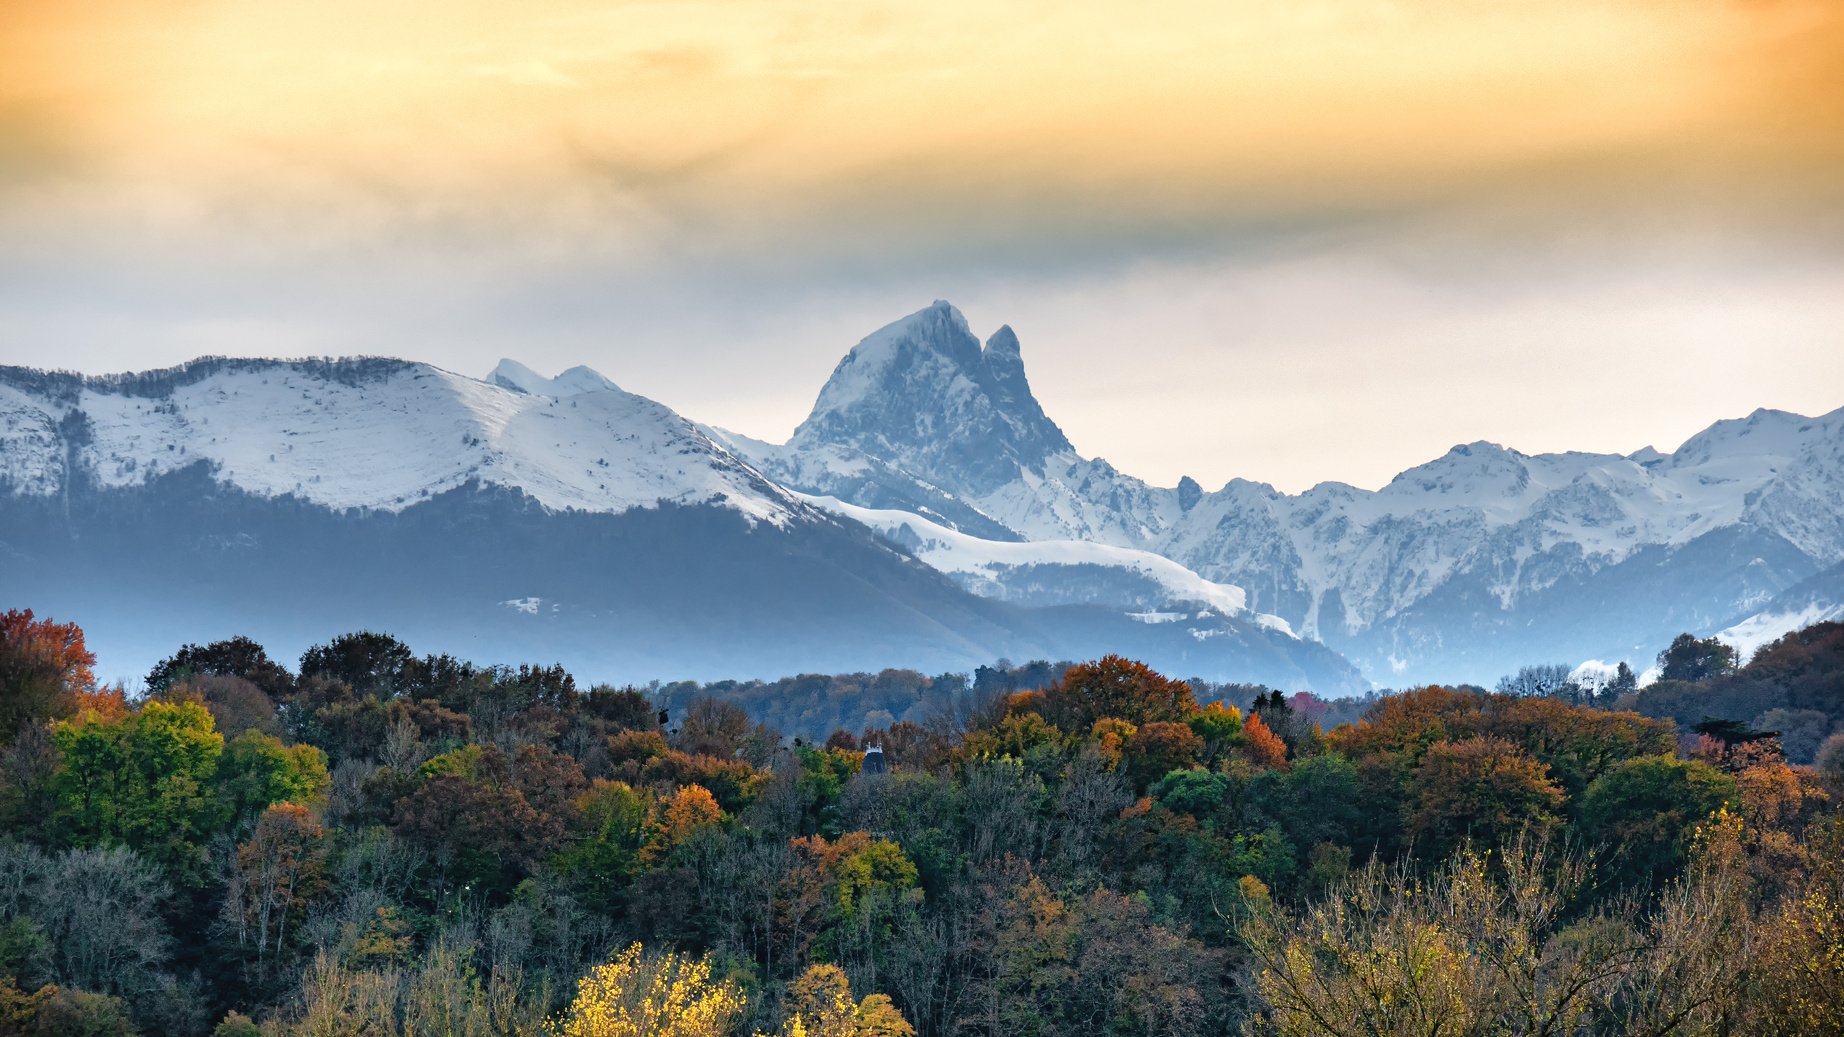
[798,301,978,419]
[1177,475,1204,512]
[789,302,1073,494]
[984,323,1022,358]
[980,324,1043,415]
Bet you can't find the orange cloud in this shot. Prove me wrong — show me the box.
[0,0,1838,262]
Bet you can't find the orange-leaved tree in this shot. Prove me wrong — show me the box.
[227,802,330,962]
[0,609,96,742]
[641,783,724,866]
[1039,656,1197,732]
[1125,721,1203,790]
[1239,712,1289,771]
[1409,736,1564,856]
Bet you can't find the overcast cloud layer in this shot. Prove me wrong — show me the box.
[2,0,1840,491]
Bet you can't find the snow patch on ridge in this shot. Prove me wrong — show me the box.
[1718,600,1844,660]
[806,493,1256,619]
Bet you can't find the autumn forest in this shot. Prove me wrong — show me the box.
[1,610,1841,1036]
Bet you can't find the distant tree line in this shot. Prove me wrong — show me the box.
[1477,627,1844,765]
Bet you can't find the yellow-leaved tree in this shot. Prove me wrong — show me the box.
[755,964,914,1037]
[544,942,744,1037]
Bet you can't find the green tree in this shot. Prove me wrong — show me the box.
[1580,754,1738,890]
[584,685,661,732]
[1607,661,1639,700]
[146,636,293,700]
[216,731,330,829]
[1151,768,1235,820]
[50,701,225,881]
[1186,701,1243,765]
[1249,753,1362,852]
[555,779,652,914]
[1657,633,1738,683]
[297,632,418,698]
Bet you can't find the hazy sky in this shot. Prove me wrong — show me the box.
[2,0,1840,492]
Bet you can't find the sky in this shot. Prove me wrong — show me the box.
[1,0,1840,493]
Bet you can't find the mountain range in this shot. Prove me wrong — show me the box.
[3,301,1838,690]
[722,302,1844,684]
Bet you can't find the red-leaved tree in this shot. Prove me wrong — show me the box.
[0,609,96,742]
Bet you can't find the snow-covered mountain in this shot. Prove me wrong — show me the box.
[0,357,798,521]
[733,302,1844,684]
[0,356,1367,691]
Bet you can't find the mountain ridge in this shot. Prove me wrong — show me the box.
[0,355,801,523]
